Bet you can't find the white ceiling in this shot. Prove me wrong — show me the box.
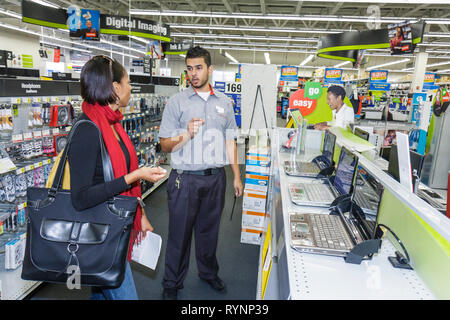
[1,0,450,74]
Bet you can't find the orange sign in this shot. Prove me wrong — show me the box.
[289,89,317,116]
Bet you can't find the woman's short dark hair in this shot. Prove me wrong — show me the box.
[327,85,346,101]
[185,46,211,67]
[80,56,126,106]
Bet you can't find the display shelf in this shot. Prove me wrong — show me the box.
[275,149,436,300]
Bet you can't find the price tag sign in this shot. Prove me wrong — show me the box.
[224,82,242,94]
[42,129,51,137]
[289,89,317,117]
[12,134,23,143]
[33,131,42,139]
[52,128,60,135]
[23,132,33,141]
[304,82,322,100]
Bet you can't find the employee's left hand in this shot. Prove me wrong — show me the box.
[233,177,243,197]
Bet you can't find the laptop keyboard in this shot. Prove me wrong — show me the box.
[309,214,353,250]
[304,183,335,203]
[285,161,320,174]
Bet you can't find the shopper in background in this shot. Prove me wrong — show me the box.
[314,85,355,130]
[70,55,167,300]
[159,46,243,300]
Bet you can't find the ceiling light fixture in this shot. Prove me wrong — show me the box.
[172,33,317,42]
[367,58,410,70]
[334,61,352,68]
[224,52,239,64]
[31,0,60,9]
[264,52,271,64]
[300,54,315,66]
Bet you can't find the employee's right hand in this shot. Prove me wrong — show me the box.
[139,166,167,183]
[187,118,205,138]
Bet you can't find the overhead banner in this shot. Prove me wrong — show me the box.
[369,70,390,91]
[388,21,413,55]
[280,66,299,82]
[67,6,100,41]
[101,15,170,42]
[317,22,425,62]
[162,42,191,55]
[21,1,171,42]
[324,68,343,85]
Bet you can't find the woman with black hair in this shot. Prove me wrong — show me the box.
[69,55,167,299]
[314,85,354,130]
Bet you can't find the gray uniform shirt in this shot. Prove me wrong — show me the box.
[159,85,238,171]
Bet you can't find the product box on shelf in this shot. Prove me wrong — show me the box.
[241,209,266,229]
[244,173,269,193]
[240,226,263,245]
[242,189,267,213]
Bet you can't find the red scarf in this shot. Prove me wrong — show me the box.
[82,101,142,261]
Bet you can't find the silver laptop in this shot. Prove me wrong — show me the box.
[289,190,381,257]
[288,146,359,207]
[285,131,337,177]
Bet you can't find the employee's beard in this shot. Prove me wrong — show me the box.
[192,78,209,90]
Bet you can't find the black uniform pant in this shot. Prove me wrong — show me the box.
[162,168,226,289]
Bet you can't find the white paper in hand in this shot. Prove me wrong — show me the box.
[131,231,162,270]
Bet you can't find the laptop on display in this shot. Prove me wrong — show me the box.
[284,130,337,177]
[354,127,370,141]
[288,146,358,207]
[289,179,383,258]
[352,167,384,217]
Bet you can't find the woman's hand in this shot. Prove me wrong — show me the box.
[125,166,167,185]
[141,208,154,234]
[139,166,167,183]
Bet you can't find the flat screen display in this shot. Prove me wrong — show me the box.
[333,147,358,195]
[322,131,336,164]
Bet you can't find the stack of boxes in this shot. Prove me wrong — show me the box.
[241,131,271,245]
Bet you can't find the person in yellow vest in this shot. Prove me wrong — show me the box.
[314,85,354,130]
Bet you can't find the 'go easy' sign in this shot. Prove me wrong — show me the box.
[289,89,317,116]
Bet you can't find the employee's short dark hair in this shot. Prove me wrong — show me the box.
[327,85,346,101]
[80,55,126,106]
[185,46,211,67]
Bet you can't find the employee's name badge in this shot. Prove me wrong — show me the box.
[216,105,225,114]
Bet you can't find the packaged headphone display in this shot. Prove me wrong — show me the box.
[49,103,75,127]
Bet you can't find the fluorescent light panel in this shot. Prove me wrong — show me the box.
[300,54,314,66]
[172,33,317,42]
[334,61,352,68]
[31,0,59,9]
[224,52,239,64]
[264,52,270,64]
[367,58,410,70]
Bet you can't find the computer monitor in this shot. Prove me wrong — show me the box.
[322,131,336,164]
[333,146,359,195]
[380,147,391,161]
[354,127,370,141]
[388,144,424,187]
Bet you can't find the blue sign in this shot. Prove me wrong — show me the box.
[324,68,343,85]
[369,83,391,91]
[369,70,388,83]
[280,65,299,82]
[214,81,241,127]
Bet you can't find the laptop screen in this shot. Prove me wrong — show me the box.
[322,131,336,163]
[333,147,358,195]
[354,127,370,141]
[388,144,424,186]
[350,167,384,239]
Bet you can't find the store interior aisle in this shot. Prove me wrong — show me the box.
[27,165,259,300]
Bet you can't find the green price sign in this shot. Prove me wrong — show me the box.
[304,82,323,100]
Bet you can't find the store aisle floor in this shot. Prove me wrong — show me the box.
[27,165,260,300]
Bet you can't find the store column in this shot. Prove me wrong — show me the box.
[411,49,428,92]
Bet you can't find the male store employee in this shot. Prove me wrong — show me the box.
[159,46,243,300]
[314,85,355,130]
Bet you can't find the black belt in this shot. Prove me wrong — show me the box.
[176,168,223,176]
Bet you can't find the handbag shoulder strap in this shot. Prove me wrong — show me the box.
[49,119,114,196]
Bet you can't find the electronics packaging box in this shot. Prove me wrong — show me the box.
[241,209,266,229]
[244,173,269,193]
[240,226,263,245]
[245,154,270,167]
[243,190,267,212]
[245,164,270,176]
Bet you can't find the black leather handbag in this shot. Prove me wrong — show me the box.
[21,120,137,287]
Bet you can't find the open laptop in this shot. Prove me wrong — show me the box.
[284,130,337,177]
[354,127,370,141]
[289,182,382,258]
[352,167,384,217]
[288,146,359,207]
[387,144,446,212]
